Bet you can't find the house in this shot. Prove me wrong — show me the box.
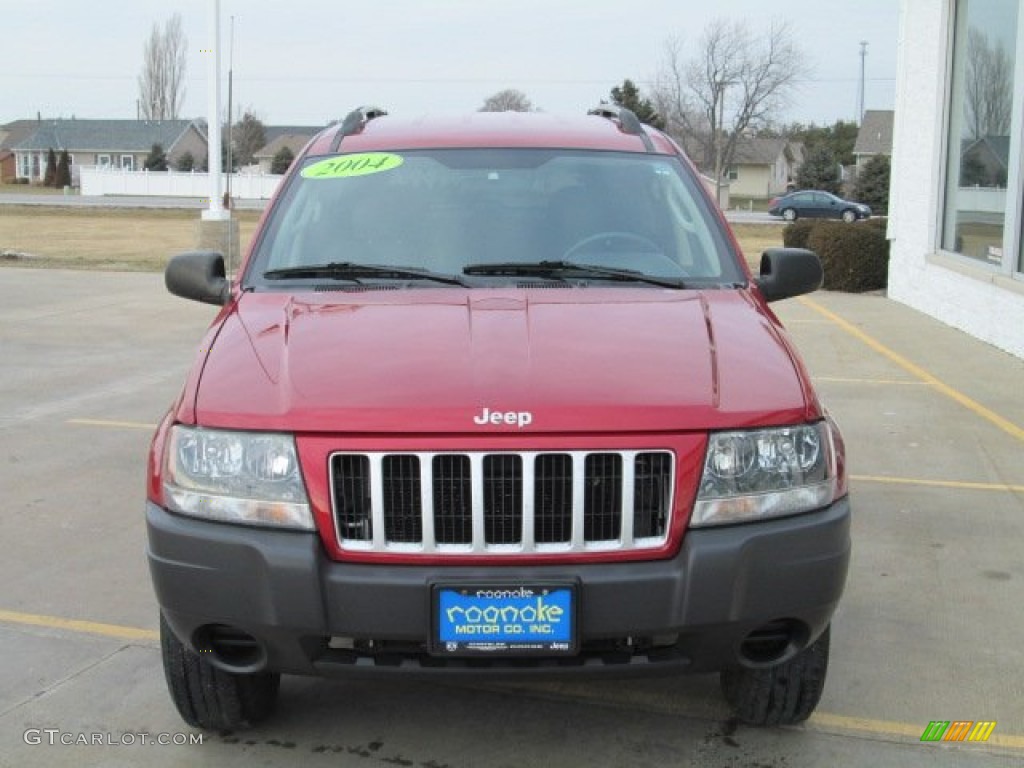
[888,0,1024,359]
[0,120,38,182]
[11,119,208,185]
[725,137,804,200]
[253,132,316,174]
[853,110,894,172]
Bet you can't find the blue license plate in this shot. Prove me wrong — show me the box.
[433,584,577,655]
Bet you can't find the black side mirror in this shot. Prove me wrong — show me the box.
[165,251,230,305]
[755,248,823,302]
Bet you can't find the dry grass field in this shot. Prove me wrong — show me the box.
[0,205,783,272]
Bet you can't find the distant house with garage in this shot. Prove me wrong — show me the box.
[11,118,208,185]
[253,131,316,174]
[724,137,804,201]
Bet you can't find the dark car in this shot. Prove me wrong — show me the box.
[768,190,871,222]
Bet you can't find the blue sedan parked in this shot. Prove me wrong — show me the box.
[768,190,871,222]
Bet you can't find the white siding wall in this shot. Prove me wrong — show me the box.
[889,0,1024,359]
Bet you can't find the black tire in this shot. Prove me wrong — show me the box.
[720,625,830,726]
[841,209,857,223]
[782,208,797,222]
[160,613,280,730]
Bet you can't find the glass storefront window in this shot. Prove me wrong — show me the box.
[942,0,1019,266]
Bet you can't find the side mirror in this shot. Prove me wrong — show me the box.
[755,248,823,302]
[165,251,230,305]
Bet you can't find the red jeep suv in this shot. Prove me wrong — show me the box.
[147,106,850,731]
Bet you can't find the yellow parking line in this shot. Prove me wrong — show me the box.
[798,297,1024,442]
[67,418,156,430]
[815,376,925,386]
[2,607,1022,751]
[0,609,157,642]
[811,712,1024,751]
[852,474,1024,494]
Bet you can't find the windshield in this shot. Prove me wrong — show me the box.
[246,148,743,287]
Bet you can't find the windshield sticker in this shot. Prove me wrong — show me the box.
[301,153,404,179]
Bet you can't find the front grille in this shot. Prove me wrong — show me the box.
[329,450,674,555]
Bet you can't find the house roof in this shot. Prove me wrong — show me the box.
[11,119,203,153]
[0,119,40,150]
[854,110,895,156]
[729,137,792,166]
[262,124,322,145]
[254,133,315,160]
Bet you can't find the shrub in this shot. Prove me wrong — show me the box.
[806,221,889,292]
[144,143,168,171]
[782,221,818,250]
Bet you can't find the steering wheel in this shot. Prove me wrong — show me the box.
[563,231,662,261]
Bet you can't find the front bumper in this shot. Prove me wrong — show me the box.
[147,497,850,678]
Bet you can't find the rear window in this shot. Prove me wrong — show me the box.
[246,148,743,286]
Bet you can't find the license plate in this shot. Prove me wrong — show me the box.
[431,584,577,656]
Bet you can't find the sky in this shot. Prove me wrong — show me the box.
[0,0,900,129]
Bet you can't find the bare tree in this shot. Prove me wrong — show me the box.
[138,14,187,120]
[479,89,534,112]
[965,28,1012,139]
[654,19,806,199]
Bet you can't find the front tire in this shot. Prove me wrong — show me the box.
[841,209,857,223]
[782,208,797,222]
[720,625,830,726]
[160,613,280,730]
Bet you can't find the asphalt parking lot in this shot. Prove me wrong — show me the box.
[0,267,1021,767]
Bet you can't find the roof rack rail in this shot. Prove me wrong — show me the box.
[587,104,656,153]
[330,106,388,152]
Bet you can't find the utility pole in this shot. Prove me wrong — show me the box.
[225,15,234,211]
[857,41,868,122]
[203,0,226,221]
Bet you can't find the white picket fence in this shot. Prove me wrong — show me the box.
[79,166,282,199]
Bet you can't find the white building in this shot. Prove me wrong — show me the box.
[889,0,1024,359]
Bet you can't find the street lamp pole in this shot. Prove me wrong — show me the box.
[203,0,226,222]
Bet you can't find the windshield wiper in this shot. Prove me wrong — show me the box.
[263,262,469,287]
[463,260,686,289]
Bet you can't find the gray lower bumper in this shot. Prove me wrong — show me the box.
[147,498,850,677]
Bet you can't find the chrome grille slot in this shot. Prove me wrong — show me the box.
[584,453,622,541]
[534,453,573,543]
[381,455,421,542]
[329,450,674,555]
[432,455,471,545]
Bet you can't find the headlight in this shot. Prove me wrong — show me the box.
[164,426,313,530]
[691,422,835,527]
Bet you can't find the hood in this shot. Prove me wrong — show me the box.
[191,288,816,433]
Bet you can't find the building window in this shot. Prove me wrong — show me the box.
[727,167,738,181]
[941,0,1019,268]
[97,154,111,167]
[18,154,30,178]
[121,155,134,171]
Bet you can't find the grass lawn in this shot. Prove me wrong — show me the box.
[0,205,783,273]
[0,206,262,271]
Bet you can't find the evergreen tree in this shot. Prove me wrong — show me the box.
[55,150,72,188]
[270,146,295,175]
[144,143,168,171]
[796,145,841,194]
[853,154,891,214]
[175,151,195,172]
[610,79,665,129]
[43,148,58,186]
